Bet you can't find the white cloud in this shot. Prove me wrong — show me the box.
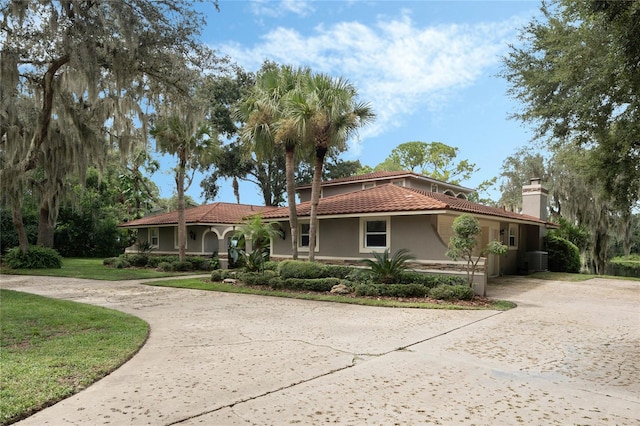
[249,0,315,18]
[218,10,522,153]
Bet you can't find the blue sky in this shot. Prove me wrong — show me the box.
[154,0,542,206]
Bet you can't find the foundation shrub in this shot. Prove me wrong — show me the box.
[397,271,466,287]
[429,285,474,301]
[126,254,149,267]
[353,283,428,297]
[544,235,580,273]
[3,246,63,269]
[146,256,161,268]
[322,265,354,279]
[239,270,277,286]
[263,261,279,271]
[186,256,212,271]
[279,277,347,292]
[113,257,131,269]
[277,260,325,279]
[171,261,192,272]
[268,276,285,288]
[157,261,173,272]
[345,268,374,284]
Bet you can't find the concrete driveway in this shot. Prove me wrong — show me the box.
[1,274,638,425]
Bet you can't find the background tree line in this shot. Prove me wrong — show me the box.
[1,0,638,272]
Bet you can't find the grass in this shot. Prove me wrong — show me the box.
[0,258,203,281]
[0,290,149,425]
[145,278,516,311]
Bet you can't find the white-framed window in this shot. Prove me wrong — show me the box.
[508,224,518,248]
[298,222,319,251]
[431,183,438,192]
[363,182,375,189]
[174,227,188,249]
[149,228,159,248]
[359,217,390,252]
[391,179,405,187]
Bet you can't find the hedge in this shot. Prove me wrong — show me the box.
[428,285,474,301]
[277,260,326,279]
[2,246,63,269]
[270,277,348,292]
[605,256,640,278]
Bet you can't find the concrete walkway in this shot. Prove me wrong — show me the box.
[1,274,638,425]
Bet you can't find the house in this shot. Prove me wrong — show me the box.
[119,172,553,295]
[118,203,273,264]
[261,173,553,295]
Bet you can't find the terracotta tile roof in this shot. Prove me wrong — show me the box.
[296,170,471,192]
[118,203,276,227]
[261,184,548,225]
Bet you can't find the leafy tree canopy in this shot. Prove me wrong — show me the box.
[501,0,640,212]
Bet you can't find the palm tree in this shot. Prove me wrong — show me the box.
[151,110,216,261]
[287,73,375,261]
[237,63,311,260]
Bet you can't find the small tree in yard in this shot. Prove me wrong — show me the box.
[446,214,507,288]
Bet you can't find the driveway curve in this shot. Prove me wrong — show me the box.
[1,274,638,425]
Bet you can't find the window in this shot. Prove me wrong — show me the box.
[508,224,518,248]
[363,183,375,189]
[149,228,159,248]
[299,223,310,247]
[360,217,390,252]
[391,179,405,187]
[298,222,318,251]
[431,184,438,192]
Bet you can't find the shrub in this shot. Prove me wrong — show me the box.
[187,256,210,271]
[605,256,640,278]
[239,270,277,286]
[353,283,429,298]
[103,257,118,266]
[157,261,173,272]
[146,256,161,268]
[361,248,416,284]
[263,261,279,271]
[278,277,347,292]
[2,246,63,269]
[210,269,223,282]
[277,260,325,279]
[172,261,192,272]
[544,234,580,273]
[113,258,131,269]
[322,264,354,279]
[126,254,149,267]
[397,271,466,288]
[345,268,374,284]
[429,285,474,301]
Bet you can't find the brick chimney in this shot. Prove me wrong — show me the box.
[522,178,548,221]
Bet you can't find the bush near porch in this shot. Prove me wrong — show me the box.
[210,260,472,301]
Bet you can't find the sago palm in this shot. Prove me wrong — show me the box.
[361,248,416,284]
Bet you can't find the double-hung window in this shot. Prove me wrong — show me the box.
[149,228,159,248]
[360,217,390,252]
[508,224,518,248]
[298,222,318,251]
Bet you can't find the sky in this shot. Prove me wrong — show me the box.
[153,0,543,206]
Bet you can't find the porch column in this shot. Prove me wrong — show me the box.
[218,236,228,269]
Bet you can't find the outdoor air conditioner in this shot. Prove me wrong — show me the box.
[527,251,548,272]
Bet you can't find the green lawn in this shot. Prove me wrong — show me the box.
[0,290,149,425]
[0,258,203,280]
[145,278,517,311]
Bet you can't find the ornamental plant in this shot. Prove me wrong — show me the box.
[361,248,416,284]
[446,214,507,288]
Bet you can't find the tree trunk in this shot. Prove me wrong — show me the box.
[11,197,29,253]
[308,146,327,262]
[177,156,187,262]
[232,177,240,204]
[285,148,298,260]
[37,200,55,248]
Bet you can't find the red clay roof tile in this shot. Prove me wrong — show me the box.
[118,203,276,227]
[261,184,548,224]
